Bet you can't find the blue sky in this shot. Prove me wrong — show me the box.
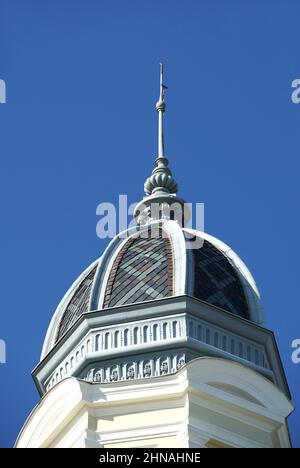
[0,0,299,448]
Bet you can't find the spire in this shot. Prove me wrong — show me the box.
[156,62,166,158]
[134,64,189,226]
[144,63,178,197]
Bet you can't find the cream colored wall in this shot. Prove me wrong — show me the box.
[16,358,294,449]
[48,405,186,448]
[97,407,184,433]
[49,409,89,448]
[106,436,180,448]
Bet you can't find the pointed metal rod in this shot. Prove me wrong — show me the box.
[156,63,166,159]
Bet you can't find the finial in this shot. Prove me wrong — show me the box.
[143,63,178,196]
[156,63,166,112]
[134,64,188,226]
[156,63,166,158]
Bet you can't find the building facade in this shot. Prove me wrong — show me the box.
[16,66,293,448]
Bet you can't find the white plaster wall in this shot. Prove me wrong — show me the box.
[16,358,293,449]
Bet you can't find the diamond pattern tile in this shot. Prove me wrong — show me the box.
[103,231,173,308]
[54,229,251,346]
[55,266,97,342]
[192,239,250,319]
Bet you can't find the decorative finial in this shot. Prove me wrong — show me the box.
[156,63,166,157]
[134,64,189,226]
[144,63,178,196]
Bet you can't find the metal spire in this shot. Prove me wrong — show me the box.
[134,64,188,226]
[143,63,178,197]
[156,63,167,158]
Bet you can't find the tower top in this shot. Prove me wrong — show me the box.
[133,63,186,225]
[143,64,178,196]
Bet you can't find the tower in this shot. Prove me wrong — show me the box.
[16,66,293,448]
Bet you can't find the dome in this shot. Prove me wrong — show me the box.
[41,221,264,360]
[33,67,292,426]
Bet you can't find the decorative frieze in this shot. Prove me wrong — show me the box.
[44,313,270,392]
[81,353,187,383]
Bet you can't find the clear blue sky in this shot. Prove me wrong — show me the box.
[0,0,299,448]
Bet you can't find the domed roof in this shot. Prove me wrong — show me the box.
[41,221,264,360]
[41,65,264,360]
